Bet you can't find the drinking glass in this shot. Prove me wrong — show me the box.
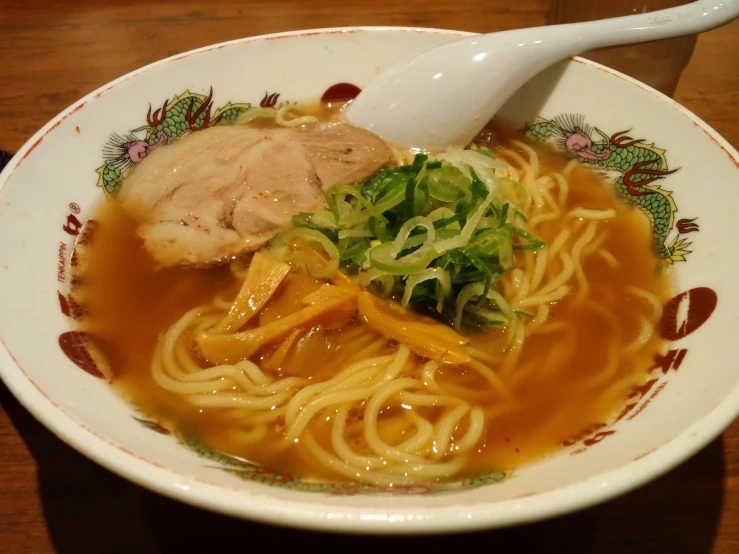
[547,0,698,97]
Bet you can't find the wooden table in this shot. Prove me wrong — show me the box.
[0,1,737,552]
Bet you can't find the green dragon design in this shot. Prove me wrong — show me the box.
[525,114,698,263]
[96,88,253,195]
[178,433,506,495]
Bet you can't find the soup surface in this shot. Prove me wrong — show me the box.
[73,118,672,483]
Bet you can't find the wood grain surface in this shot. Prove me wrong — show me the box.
[0,1,737,552]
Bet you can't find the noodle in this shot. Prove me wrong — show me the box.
[275,105,320,127]
[155,333,488,482]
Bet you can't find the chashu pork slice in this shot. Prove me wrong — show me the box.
[118,122,391,266]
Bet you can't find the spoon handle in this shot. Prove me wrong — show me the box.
[563,0,739,53]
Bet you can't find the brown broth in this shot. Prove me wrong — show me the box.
[74,124,672,483]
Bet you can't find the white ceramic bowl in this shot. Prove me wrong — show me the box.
[0,27,738,534]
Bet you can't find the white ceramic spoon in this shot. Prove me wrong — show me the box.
[345,0,739,150]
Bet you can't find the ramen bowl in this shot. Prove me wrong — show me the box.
[0,27,738,534]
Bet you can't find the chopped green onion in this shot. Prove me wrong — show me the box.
[338,228,373,240]
[402,268,452,313]
[271,228,340,278]
[369,240,441,275]
[274,144,543,332]
[455,283,485,330]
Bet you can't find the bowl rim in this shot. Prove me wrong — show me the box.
[1,25,738,535]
